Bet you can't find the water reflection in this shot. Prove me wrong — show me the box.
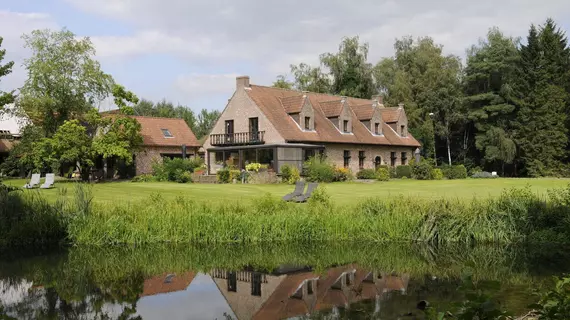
[0,243,568,319]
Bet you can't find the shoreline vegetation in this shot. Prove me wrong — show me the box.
[3,182,570,246]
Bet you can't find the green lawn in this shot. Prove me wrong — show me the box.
[5,178,570,205]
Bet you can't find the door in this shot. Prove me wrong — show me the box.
[374,156,382,169]
[249,117,259,141]
[225,120,234,143]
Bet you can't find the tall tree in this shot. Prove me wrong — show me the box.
[272,75,294,89]
[320,36,375,99]
[195,108,221,139]
[0,36,15,112]
[516,20,570,176]
[289,63,331,93]
[463,28,520,173]
[374,37,464,164]
[17,28,113,136]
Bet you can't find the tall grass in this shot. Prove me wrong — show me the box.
[4,183,570,246]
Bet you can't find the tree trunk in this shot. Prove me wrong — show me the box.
[446,136,452,165]
[103,158,108,181]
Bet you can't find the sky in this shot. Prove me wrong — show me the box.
[1,0,570,114]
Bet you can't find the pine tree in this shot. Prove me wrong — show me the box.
[516,20,570,176]
[0,36,15,111]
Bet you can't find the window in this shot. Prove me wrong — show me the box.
[374,123,380,135]
[227,272,237,292]
[374,156,382,169]
[307,280,314,295]
[304,116,311,130]
[400,125,406,137]
[401,152,407,165]
[390,152,397,167]
[251,272,262,296]
[343,150,351,168]
[161,129,173,138]
[343,120,349,133]
[358,151,365,169]
[225,120,234,134]
[304,149,315,161]
[249,117,259,141]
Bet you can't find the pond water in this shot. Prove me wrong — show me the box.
[0,243,568,320]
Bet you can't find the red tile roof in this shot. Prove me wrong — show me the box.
[318,100,344,118]
[141,272,196,297]
[381,107,401,123]
[352,103,375,120]
[281,95,305,114]
[245,85,421,147]
[0,139,15,153]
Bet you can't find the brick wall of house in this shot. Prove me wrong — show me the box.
[202,88,285,150]
[135,146,198,175]
[323,143,416,174]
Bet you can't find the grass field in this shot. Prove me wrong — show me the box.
[5,178,570,205]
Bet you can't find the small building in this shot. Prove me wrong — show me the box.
[132,116,201,175]
[203,76,421,175]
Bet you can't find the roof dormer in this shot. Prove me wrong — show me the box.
[352,100,383,136]
[320,97,352,134]
[281,94,315,131]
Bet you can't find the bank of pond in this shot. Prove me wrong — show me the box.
[1,243,569,319]
[2,184,570,246]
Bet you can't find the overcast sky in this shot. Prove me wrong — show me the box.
[1,0,570,113]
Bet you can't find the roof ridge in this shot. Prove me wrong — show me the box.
[250,84,376,102]
[130,115,188,121]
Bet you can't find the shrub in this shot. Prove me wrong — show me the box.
[230,170,242,182]
[303,155,335,183]
[377,165,396,178]
[431,168,443,180]
[472,171,497,179]
[152,157,204,182]
[532,275,570,319]
[245,163,268,173]
[175,170,193,183]
[396,165,412,178]
[442,164,468,179]
[334,167,352,182]
[281,164,300,184]
[356,169,377,179]
[376,167,390,181]
[131,174,156,182]
[216,169,231,183]
[412,161,433,180]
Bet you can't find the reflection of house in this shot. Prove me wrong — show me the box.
[210,265,409,320]
[203,76,421,175]
[141,272,196,297]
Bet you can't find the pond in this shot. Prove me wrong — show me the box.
[0,243,568,319]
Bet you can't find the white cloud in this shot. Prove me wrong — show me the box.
[174,73,240,99]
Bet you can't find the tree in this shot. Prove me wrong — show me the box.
[374,37,464,164]
[0,36,15,112]
[272,75,294,89]
[321,36,375,99]
[289,63,331,93]
[516,20,570,176]
[195,108,221,139]
[17,28,113,136]
[463,28,521,173]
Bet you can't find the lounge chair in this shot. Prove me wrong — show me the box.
[293,183,318,203]
[23,173,41,189]
[40,173,55,189]
[282,181,305,201]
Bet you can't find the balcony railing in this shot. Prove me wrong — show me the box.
[210,131,265,146]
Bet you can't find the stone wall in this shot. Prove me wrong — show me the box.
[323,143,416,174]
[135,146,198,175]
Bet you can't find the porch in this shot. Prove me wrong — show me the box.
[207,143,325,175]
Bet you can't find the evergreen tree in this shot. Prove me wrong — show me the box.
[463,28,520,174]
[516,20,570,176]
[0,36,15,112]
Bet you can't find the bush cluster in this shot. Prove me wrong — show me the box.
[356,169,377,179]
[376,167,391,181]
[396,165,412,178]
[412,161,433,180]
[303,156,336,182]
[472,171,498,179]
[280,164,300,184]
[152,157,203,182]
[431,168,444,180]
[442,164,468,179]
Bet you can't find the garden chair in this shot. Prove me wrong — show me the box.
[23,173,41,189]
[293,183,318,203]
[40,173,55,189]
[282,181,305,201]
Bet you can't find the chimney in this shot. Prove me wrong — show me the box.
[372,94,384,105]
[398,103,404,109]
[340,96,347,104]
[236,76,250,90]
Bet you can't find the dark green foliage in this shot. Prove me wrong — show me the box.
[216,168,231,183]
[431,168,444,180]
[303,155,336,183]
[175,171,192,183]
[152,157,203,182]
[131,174,155,182]
[356,169,377,179]
[442,165,468,179]
[396,165,412,178]
[376,167,390,181]
[0,36,15,111]
[532,275,570,319]
[280,164,300,184]
[413,161,433,180]
[471,172,496,179]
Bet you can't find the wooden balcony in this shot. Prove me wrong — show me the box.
[210,131,265,147]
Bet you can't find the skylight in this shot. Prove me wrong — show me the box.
[161,129,173,138]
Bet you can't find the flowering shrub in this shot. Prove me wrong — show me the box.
[334,167,352,182]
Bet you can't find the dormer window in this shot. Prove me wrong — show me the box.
[305,117,310,130]
[343,120,349,133]
[400,125,406,137]
[374,123,380,135]
[161,129,173,138]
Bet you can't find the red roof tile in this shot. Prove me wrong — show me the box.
[318,100,344,118]
[141,272,196,297]
[281,95,305,114]
[351,103,375,120]
[245,85,421,147]
[381,107,401,123]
